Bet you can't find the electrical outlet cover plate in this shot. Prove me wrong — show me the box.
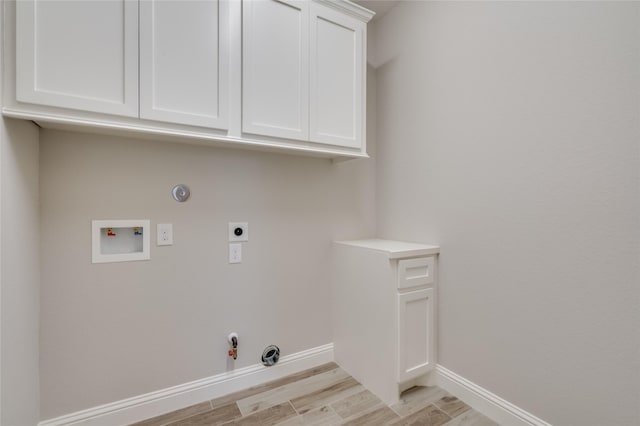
[157,223,173,246]
[228,222,248,242]
[229,243,242,263]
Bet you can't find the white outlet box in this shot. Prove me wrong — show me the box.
[157,223,173,246]
[228,222,248,242]
[229,243,242,263]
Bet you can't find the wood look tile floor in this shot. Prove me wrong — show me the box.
[132,363,500,426]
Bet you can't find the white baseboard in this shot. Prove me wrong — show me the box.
[435,365,552,426]
[39,344,334,426]
[38,348,552,426]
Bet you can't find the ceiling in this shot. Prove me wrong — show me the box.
[353,0,398,21]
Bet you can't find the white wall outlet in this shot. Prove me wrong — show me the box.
[157,223,173,246]
[229,243,242,263]
[228,222,248,242]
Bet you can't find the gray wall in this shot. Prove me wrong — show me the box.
[372,2,640,425]
[38,123,376,418]
[1,117,40,426]
[12,3,640,424]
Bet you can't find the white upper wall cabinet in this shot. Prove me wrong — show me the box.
[5,0,373,159]
[310,3,364,148]
[242,0,367,149]
[16,0,138,117]
[242,0,309,140]
[140,0,228,129]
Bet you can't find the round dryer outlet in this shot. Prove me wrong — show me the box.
[261,345,280,366]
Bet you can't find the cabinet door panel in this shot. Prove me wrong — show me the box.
[242,0,309,140]
[16,0,138,117]
[140,0,228,129]
[310,4,363,148]
[398,288,434,382]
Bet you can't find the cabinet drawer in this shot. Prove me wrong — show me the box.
[397,257,434,289]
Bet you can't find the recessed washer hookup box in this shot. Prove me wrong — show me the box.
[91,220,150,264]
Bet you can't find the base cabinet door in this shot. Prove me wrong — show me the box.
[16,0,138,117]
[139,0,228,129]
[397,288,434,382]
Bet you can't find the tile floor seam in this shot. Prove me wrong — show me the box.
[290,379,362,415]
[288,398,301,416]
[342,404,400,426]
[392,403,452,426]
[442,406,454,421]
[433,403,454,424]
[389,404,404,419]
[336,401,387,423]
[434,396,472,419]
[236,368,350,416]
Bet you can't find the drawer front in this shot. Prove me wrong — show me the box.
[397,257,434,289]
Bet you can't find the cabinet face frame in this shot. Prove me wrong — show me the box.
[15,0,139,117]
[139,0,229,129]
[397,287,435,382]
[241,0,310,140]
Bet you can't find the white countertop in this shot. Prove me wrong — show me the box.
[334,239,440,259]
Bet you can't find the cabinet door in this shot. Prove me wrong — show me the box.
[309,3,364,148]
[140,0,228,129]
[16,0,138,117]
[242,0,309,140]
[397,288,434,382]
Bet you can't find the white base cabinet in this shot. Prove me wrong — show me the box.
[4,0,373,159]
[332,239,439,405]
